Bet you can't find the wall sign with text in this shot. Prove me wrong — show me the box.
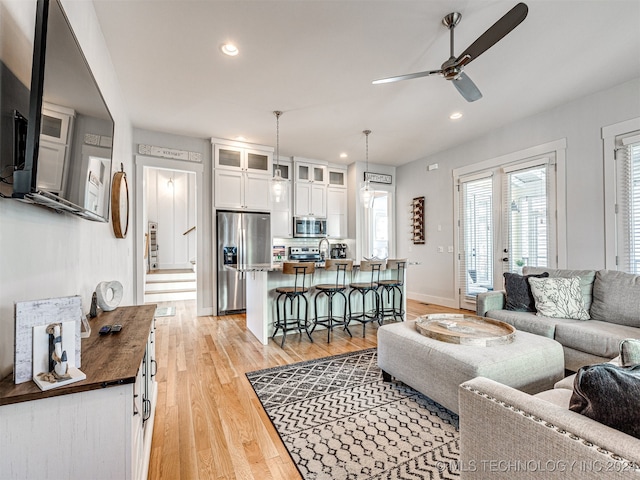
[364,172,392,184]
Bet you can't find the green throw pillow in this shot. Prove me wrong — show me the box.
[570,363,640,439]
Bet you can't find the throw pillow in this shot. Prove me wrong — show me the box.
[528,276,590,320]
[569,363,640,439]
[503,272,550,312]
[620,338,640,367]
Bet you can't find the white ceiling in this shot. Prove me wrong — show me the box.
[92,0,640,167]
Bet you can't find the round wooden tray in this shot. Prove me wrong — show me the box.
[415,314,516,347]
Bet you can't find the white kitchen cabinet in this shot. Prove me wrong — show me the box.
[214,169,271,211]
[294,182,327,217]
[293,158,327,217]
[271,157,292,238]
[0,306,157,480]
[328,165,347,188]
[327,186,348,238]
[212,139,273,211]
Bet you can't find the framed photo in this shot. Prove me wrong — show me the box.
[364,172,392,184]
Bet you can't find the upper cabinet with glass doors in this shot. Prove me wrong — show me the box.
[293,158,328,217]
[214,143,272,174]
[212,139,273,211]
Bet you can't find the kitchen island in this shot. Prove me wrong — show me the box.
[234,262,406,345]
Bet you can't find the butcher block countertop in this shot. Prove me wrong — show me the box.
[0,304,156,406]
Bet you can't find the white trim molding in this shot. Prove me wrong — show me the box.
[602,117,640,270]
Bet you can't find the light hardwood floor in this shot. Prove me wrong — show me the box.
[148,299,467,479]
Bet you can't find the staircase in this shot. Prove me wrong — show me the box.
[145,268,196,303]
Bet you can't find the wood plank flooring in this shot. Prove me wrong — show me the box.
[148,299,467,480]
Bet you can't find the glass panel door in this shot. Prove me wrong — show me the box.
[503,164,551,274]
[459,175,493,306]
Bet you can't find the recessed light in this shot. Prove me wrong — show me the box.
[340,153,348,159]
[235,136,247,142]
[449,112,463,120]
[220,43,239,56]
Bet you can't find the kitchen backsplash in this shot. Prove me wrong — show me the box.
[272,237,355,263]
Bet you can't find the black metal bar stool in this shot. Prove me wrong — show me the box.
[377,258,407,323]
[272,262,315,347]
[348,259,385,337]
[311,259,353,342]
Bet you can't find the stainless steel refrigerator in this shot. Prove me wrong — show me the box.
[217,211,271,315]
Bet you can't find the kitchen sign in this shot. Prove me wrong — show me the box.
[364,172,392,184]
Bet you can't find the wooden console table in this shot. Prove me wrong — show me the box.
[0,305,157,480]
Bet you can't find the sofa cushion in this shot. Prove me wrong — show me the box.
[620,338,640,366]
[524,267,596,311]
[528,276,590,320]
[590,270,640,327]
[504,271,549,312]
[555,320,640,358]
[484,309,580,338]
[570,363,640,439]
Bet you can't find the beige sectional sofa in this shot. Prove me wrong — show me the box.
[458,376,640,479]
[476,267,640,371]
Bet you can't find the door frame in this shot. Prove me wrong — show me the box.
[453,139,567,309]
[134,155,205,314]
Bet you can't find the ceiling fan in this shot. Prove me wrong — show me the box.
[372,2,528,102]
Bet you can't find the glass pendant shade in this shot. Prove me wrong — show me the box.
[360,179,374,208]
[270,168,287,204]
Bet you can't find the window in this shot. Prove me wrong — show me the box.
[363,191,392,259]
[460,175,493,293]
[615,132,640,273]
[603,117,640,272]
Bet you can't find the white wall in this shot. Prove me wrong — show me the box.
[0,0,133,378]
[397,77,640,308]
[145,168,196,269]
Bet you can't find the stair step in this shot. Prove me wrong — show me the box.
[147,272,195,282]
[145,290,196,302]
[145,280,197,292]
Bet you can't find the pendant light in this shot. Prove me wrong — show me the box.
[360,129,374,208]
[270,110,287,204]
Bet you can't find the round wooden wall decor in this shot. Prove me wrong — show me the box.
[111,165,129,238]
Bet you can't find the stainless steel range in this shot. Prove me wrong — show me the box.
[289,247,322,265]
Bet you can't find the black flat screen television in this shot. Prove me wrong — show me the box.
[12,0,115,221]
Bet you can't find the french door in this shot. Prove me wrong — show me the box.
[457,156,557,310]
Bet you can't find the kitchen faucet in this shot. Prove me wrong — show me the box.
[318,237,330,260]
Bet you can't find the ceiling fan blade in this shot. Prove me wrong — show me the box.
[372,69,442,85]
[456,2,528,65]
[452,72,482,102]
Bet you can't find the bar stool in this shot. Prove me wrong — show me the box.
[377,258,406,323]
[348,259,385,337]
[272,262,315,348]
[311,259,353,342]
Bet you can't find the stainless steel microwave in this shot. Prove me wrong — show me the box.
[293,217,327,238]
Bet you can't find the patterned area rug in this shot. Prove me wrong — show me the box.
[246,348,460,479]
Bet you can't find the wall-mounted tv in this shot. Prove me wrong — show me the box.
[10,0,115,221]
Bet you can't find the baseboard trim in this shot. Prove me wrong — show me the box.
[406,292,459,310]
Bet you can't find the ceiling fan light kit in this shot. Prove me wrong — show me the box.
[373,2,528,102]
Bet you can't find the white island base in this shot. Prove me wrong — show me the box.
[240,264,406,345]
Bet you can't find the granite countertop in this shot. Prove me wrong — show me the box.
[225,262,329,272]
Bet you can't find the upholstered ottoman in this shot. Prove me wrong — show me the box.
[377,320,564,413]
